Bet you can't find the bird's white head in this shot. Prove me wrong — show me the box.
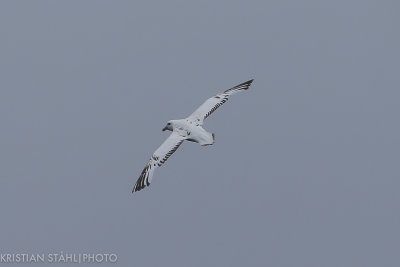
[162,120,173,132]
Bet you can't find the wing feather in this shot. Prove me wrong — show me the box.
[133,132,184,192]
[188,79,253,124]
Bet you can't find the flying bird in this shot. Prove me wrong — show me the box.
[133,79,254,192]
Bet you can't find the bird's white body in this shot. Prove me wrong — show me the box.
[170,119,215,146]
[133,79,254,192]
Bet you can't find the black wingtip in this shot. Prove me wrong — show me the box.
[223,79,254,93]
[234,79,254,90]
[243,79,254,87]
[237,79,254,87]
[132,182,148,193]
[132,185,145,193]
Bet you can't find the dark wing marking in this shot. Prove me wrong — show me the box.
[157,140,184,166]
[133,132,185,192]
[188,79,253,124]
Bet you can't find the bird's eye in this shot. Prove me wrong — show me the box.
[167,123,170,125]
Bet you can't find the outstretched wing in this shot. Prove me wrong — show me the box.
[133,132,185,192]
[188,79,253,125]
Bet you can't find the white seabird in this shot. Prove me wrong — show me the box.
[133,79,254,192]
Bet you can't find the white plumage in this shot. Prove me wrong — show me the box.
[133,79,253,192]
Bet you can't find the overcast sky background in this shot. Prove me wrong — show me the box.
[0,1,399,266]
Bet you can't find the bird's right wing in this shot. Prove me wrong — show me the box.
[188,79,253,125]
[133,131,185,192]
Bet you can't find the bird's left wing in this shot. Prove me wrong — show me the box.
[188,79,253,125]
[133,131,185,192]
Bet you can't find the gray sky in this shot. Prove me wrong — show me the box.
[1,1,399,266]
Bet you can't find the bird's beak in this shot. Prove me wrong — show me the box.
[162,126,168,131]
